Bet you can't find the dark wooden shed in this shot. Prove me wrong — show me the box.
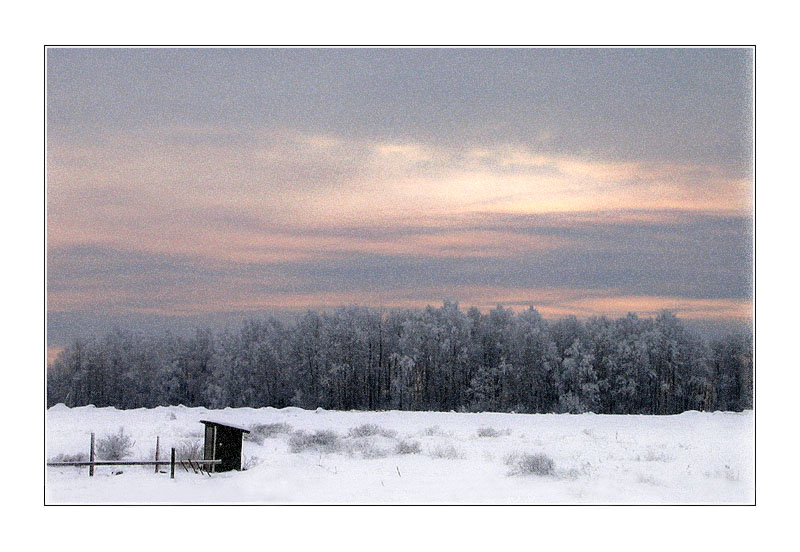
[200,420,250,472]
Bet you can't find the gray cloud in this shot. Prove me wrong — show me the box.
[47,48,753,174]
[48,210,752,307]
[46,48,754,347]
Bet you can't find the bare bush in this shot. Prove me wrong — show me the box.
[348,424,381,437]
[423,425,443,436]
[242,455,261,471]
[243,432,265,445]
[477,426,511,437]
[636,473,662,486]
[361,445,390,459]
[394,439,421,455]
[347,424,397,439]
[96,427,135,460]
[506,452,555,476]
[49,452,88,463]
[175,439,203,461]
[346,439,390,459]
[428,445,465,459]
[246,423,293,444]
[636,449,674,462]
[288,430,342,453]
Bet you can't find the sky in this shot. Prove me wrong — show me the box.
[46,47,753,354]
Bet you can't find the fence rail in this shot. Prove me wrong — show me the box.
[47,433,220,478]
[46,460,220,467]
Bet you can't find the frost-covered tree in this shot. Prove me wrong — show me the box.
[46,303,753,415]
[556,340,597,413]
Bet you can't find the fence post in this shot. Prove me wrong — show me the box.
[89,432,95,477]
[170,448,176,479]
[154,436,160,473]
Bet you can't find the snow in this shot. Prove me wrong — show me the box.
[46,405,754,504]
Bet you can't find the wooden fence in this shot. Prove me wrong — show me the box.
[46,433,220,478]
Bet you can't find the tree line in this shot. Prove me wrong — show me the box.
[47,303,753,414]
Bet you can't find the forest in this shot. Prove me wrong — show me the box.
[46,303,753,414]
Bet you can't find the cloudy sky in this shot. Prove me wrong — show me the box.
[46,47,753,353]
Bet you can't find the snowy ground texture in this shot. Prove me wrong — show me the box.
[46,405,754,504]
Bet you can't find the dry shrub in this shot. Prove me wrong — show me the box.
[505,452,555,476]
[96,427,135,460]
[636,449,674,462]
[347,424,398,439]
[346,439,390,459]
[394,439,421,455]
[477,426,511,437]
[348,424,381,437]
[247,422,293,444]
[636,473,662,486]
[429,445,465,459]
[175,439,203,461]
[243,432,265,445]
[49,452,88,463]
[288,430,342,453]
[242,455,261,471]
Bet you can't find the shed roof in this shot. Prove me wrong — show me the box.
[199,419,251,433]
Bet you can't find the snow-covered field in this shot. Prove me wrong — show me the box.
[46,405,753,504]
